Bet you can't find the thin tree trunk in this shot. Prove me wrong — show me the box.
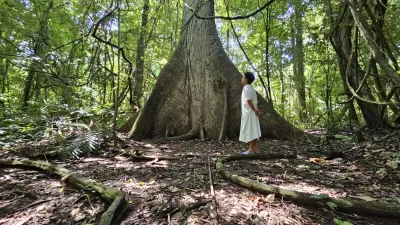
[0,30,3,94]
[278,45,286,118]
[279,68,286,118]
[103,49,107,104]
[22,0,53,107]
[292,0,307,121]
[259,0,273,104]
[0,59,7,94]
[133,0,150,108]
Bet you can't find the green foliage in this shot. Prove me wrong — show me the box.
[326,201,337,211]
[58,131,104,160]
[334,218,353,225]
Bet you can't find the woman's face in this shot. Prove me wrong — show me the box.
[241,77,247,85]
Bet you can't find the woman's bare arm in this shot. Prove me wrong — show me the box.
[247,100,261,115]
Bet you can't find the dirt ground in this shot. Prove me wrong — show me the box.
[1,130,400,225]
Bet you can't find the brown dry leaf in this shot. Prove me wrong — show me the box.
[70,208,80,217]
[169,186,180,193]
[265,194,275,203]
[309,158,325,163]
[347,165,358,171]
[74,213,86,221]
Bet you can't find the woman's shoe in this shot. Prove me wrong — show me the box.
[241,151,251,155]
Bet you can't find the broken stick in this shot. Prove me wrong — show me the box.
[208,155,219,225]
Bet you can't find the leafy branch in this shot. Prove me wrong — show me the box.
[185,0,275,20]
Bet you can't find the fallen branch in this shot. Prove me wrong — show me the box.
[183,200,211,214]
[216,154,400,218]
[0,159,128,225]
[113,149,176,161]
[208,155,219,225]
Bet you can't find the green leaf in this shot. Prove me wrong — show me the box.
[148,178,155,184]
[309,194,329,199]
[326,201,337,211]
[391,196,400,203]
[334,218,353,225]
[392,153,400,157]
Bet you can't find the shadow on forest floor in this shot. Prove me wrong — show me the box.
[0,130,400,224]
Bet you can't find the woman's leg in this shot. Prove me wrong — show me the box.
[254,139,259,153]
[249,139,256,153]
[247,140,253,153]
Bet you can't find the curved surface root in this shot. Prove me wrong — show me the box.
[167,127,199,141]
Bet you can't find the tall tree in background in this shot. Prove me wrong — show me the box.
[326,1,392,129]
[292,0,307,121]
[347,0,400,120]
[22,0,53,107]
[133,0,150,108]
[325,0,360,128]
[129,0,308,141]
[292,0,307,122]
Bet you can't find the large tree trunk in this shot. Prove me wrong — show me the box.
[325,0,360,128]
[347,0,400,87]
[327,2,389,129]
[129,0,307,141]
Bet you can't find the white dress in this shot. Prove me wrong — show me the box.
[239,84,261,143]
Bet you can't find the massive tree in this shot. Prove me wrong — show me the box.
[129,0,308,141]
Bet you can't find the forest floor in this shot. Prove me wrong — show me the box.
[1,130,400,225]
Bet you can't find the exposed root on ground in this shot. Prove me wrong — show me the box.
[0,159,128,225]
[166,126,200,141]
[216,153,400,218]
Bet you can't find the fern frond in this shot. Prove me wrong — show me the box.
[60,132,104,160]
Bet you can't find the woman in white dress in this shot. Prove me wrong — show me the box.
[239,72,261,154]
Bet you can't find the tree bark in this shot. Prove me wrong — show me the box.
[129,0,309,142]
[347,0,400,87]
[327,2,390,129]
[325,0,361,128]
[292,0,307,121]
[133,0,150,108]
[278,44,286,118]
[0,58,8,94]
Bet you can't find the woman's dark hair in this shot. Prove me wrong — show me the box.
[244,72,255,84]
